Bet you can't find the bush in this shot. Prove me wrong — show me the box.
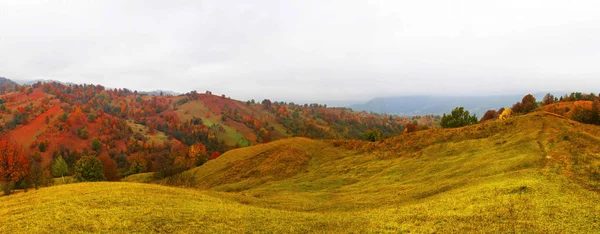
[440,107,478,128]
[1,182,14,196]
[164,172,196,187]
[570,103,599,125]
[405,123,420,133]
[74,156,105,182]
[363,129,383,142]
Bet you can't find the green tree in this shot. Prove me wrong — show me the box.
[38,141,47,152]
[74,156,105,182]
[87,113,96,123]
[440,107,478,128]
[77,127,89,139]
[363,129,383,142]
[52,155,69,183]
[91,138,102,152]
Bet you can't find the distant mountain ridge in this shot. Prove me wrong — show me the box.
[0,77,18,85]
[138,90,180,96]
[351,94,547,117]
[12,78,181,96]
[0,77,19,94]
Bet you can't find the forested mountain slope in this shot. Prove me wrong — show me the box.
[1,80,434,178]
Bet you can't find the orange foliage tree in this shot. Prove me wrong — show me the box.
[0,139,29,195]
[187,142,208,167]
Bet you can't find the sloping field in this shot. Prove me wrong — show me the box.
[2,112,600,233]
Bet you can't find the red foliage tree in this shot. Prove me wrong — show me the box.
[405,123,420,133]
[0,139,29,194]
[98,155,120,181]
[480,110,499,122]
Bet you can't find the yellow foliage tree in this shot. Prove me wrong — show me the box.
[499,108,512,121]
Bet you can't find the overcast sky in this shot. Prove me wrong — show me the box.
[1,0,600,103]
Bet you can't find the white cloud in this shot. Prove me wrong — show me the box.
[1,0,599,103]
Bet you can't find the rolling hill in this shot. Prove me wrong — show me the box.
[28,111,590,232]
[2,79,600,232]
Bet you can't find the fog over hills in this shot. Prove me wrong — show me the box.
[351,93,548,117]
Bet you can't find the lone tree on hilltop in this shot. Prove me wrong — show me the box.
[74,156,105,182]
[52,155,69,183]
[440,107,478,128]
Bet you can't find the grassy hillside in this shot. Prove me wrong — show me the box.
[162,111,600,231]
[0,183,367,233]
[2,112,600,232]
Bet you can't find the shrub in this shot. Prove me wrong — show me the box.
[164,172,196,187]
[405,123,420,133]
[363,129,383,142]
[570,102,599,125]
[74,156,105,182]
